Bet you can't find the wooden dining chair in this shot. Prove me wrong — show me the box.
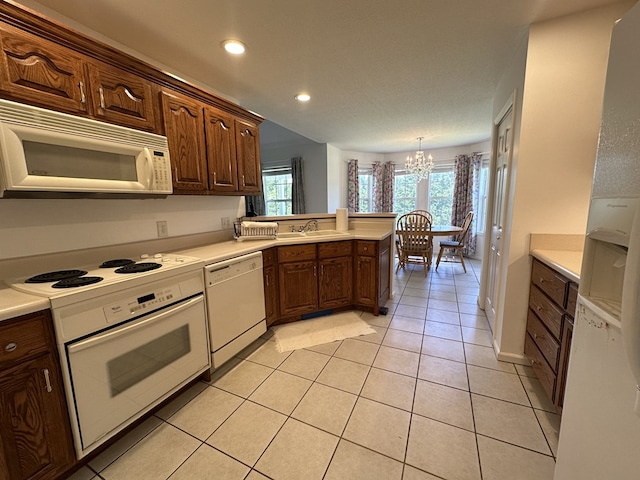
[409,210,433,223]
[396,212,433,276]
[435,212,474,272]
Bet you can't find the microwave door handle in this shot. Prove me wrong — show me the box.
[67,295,204,354]
[142,148,154,189]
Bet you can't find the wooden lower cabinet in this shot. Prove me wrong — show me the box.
[354,237,391,315]
[0,310,75,480]
[524,258,578,412]
[270,238,390,322]
[262,248,279,326]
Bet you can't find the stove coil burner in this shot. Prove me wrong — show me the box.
[52,276,104,288]
[100,259,135,268]
[25,270,88,283]
[115,262,162,274]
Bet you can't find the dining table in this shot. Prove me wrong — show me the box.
[396,224,463,269]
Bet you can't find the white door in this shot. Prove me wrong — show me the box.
[485,99,514,329]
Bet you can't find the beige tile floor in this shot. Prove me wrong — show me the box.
[68,259,559,480]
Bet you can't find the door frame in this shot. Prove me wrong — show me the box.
[478,90,517,331]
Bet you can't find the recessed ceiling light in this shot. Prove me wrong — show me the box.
[295,94,311,102]
[221,40,246,55]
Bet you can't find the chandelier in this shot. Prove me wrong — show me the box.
[405,136,434,181]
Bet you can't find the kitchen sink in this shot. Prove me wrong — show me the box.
[277,230,349,239]
[304,230,349,237]
[277,232,306,238]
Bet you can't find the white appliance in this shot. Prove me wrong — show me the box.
[205,251,266,369]
[554,4,640,479]
[8,253,210,459]
[0,98,172,197]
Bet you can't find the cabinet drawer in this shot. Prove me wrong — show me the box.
[531,259,568,307]
[262,247,276,266]
[525,333,556,401]
[356,240,377,257]
[526,309,560,371]
[278,244,316,262]
[0,313,49,366]
[318,240,352,259]
[567,283,578,317]
[529,285,563,339]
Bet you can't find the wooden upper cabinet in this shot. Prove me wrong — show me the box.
[160,90,208,191]
[205,106,238,192]
[86,61,159,132]
[0,25,88,114]
[235,119,262,194]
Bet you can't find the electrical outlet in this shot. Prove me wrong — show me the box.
[156,220,168,238]
[221,217,231,229]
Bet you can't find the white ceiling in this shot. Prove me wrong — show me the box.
[22,0,626,153]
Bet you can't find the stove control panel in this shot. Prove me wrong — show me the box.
[104,284,182,323]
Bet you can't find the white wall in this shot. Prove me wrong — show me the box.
[326,144,343,213]
[260,142,329,214]
[492,2,634,360]
[0,195,243,260]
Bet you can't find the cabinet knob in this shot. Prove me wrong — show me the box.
[539,278,545,283]
[5,342,17,352]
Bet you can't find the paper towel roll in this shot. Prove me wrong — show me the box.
[336,208,349,231]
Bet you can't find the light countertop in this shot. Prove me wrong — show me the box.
[530,249,583,283]
[176,228,392,264]
[0,286,50,322]
[1,228,393,321]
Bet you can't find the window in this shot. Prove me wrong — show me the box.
[476,159,490,234]
[393,173,417,214]
[358,168,373,213]
[262,167,292,215]
[427,168,455,225]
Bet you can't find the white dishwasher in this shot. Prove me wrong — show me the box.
[205,251,266,369]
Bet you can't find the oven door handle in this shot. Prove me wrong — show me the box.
[68,294,204,353]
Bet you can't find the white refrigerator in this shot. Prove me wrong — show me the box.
[554,3,640,479]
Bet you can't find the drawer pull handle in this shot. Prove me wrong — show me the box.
[5,342,17,352]
[43,369,52,393]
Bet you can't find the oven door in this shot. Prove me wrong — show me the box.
[66,294,209,452]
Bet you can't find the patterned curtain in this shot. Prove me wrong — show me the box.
[382,161,395,212]
[372,161,384,212]
[371,161,395,212]
[347,159,359,213]
[451,153,481,255]
[245,192,265,216]
[291,156,306,214]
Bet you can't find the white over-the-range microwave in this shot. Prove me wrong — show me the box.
[0,98,172,198]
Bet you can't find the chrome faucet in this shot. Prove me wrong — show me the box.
[303,219,319,232]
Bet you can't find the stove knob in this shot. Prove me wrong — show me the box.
[162,257,171,262]
[176,257,185,263]
[154,253,162,259]
[141,254,149,259]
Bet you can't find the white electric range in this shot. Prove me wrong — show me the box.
[7,252,211,459]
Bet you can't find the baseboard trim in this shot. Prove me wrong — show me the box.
[493,339,530,365]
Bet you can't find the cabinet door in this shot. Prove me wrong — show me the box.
[86,61,159,132]
[0,354,75,480]
[263,264,278,326]
[319,257,353,309]
[234,119,262,194]
[555,316,574,409]
[160,91,208,191]
[205,106,238,192]
[354,255,377,307]
[378,237,391,305]
[0,25,88,114]
[279,260,318,316]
